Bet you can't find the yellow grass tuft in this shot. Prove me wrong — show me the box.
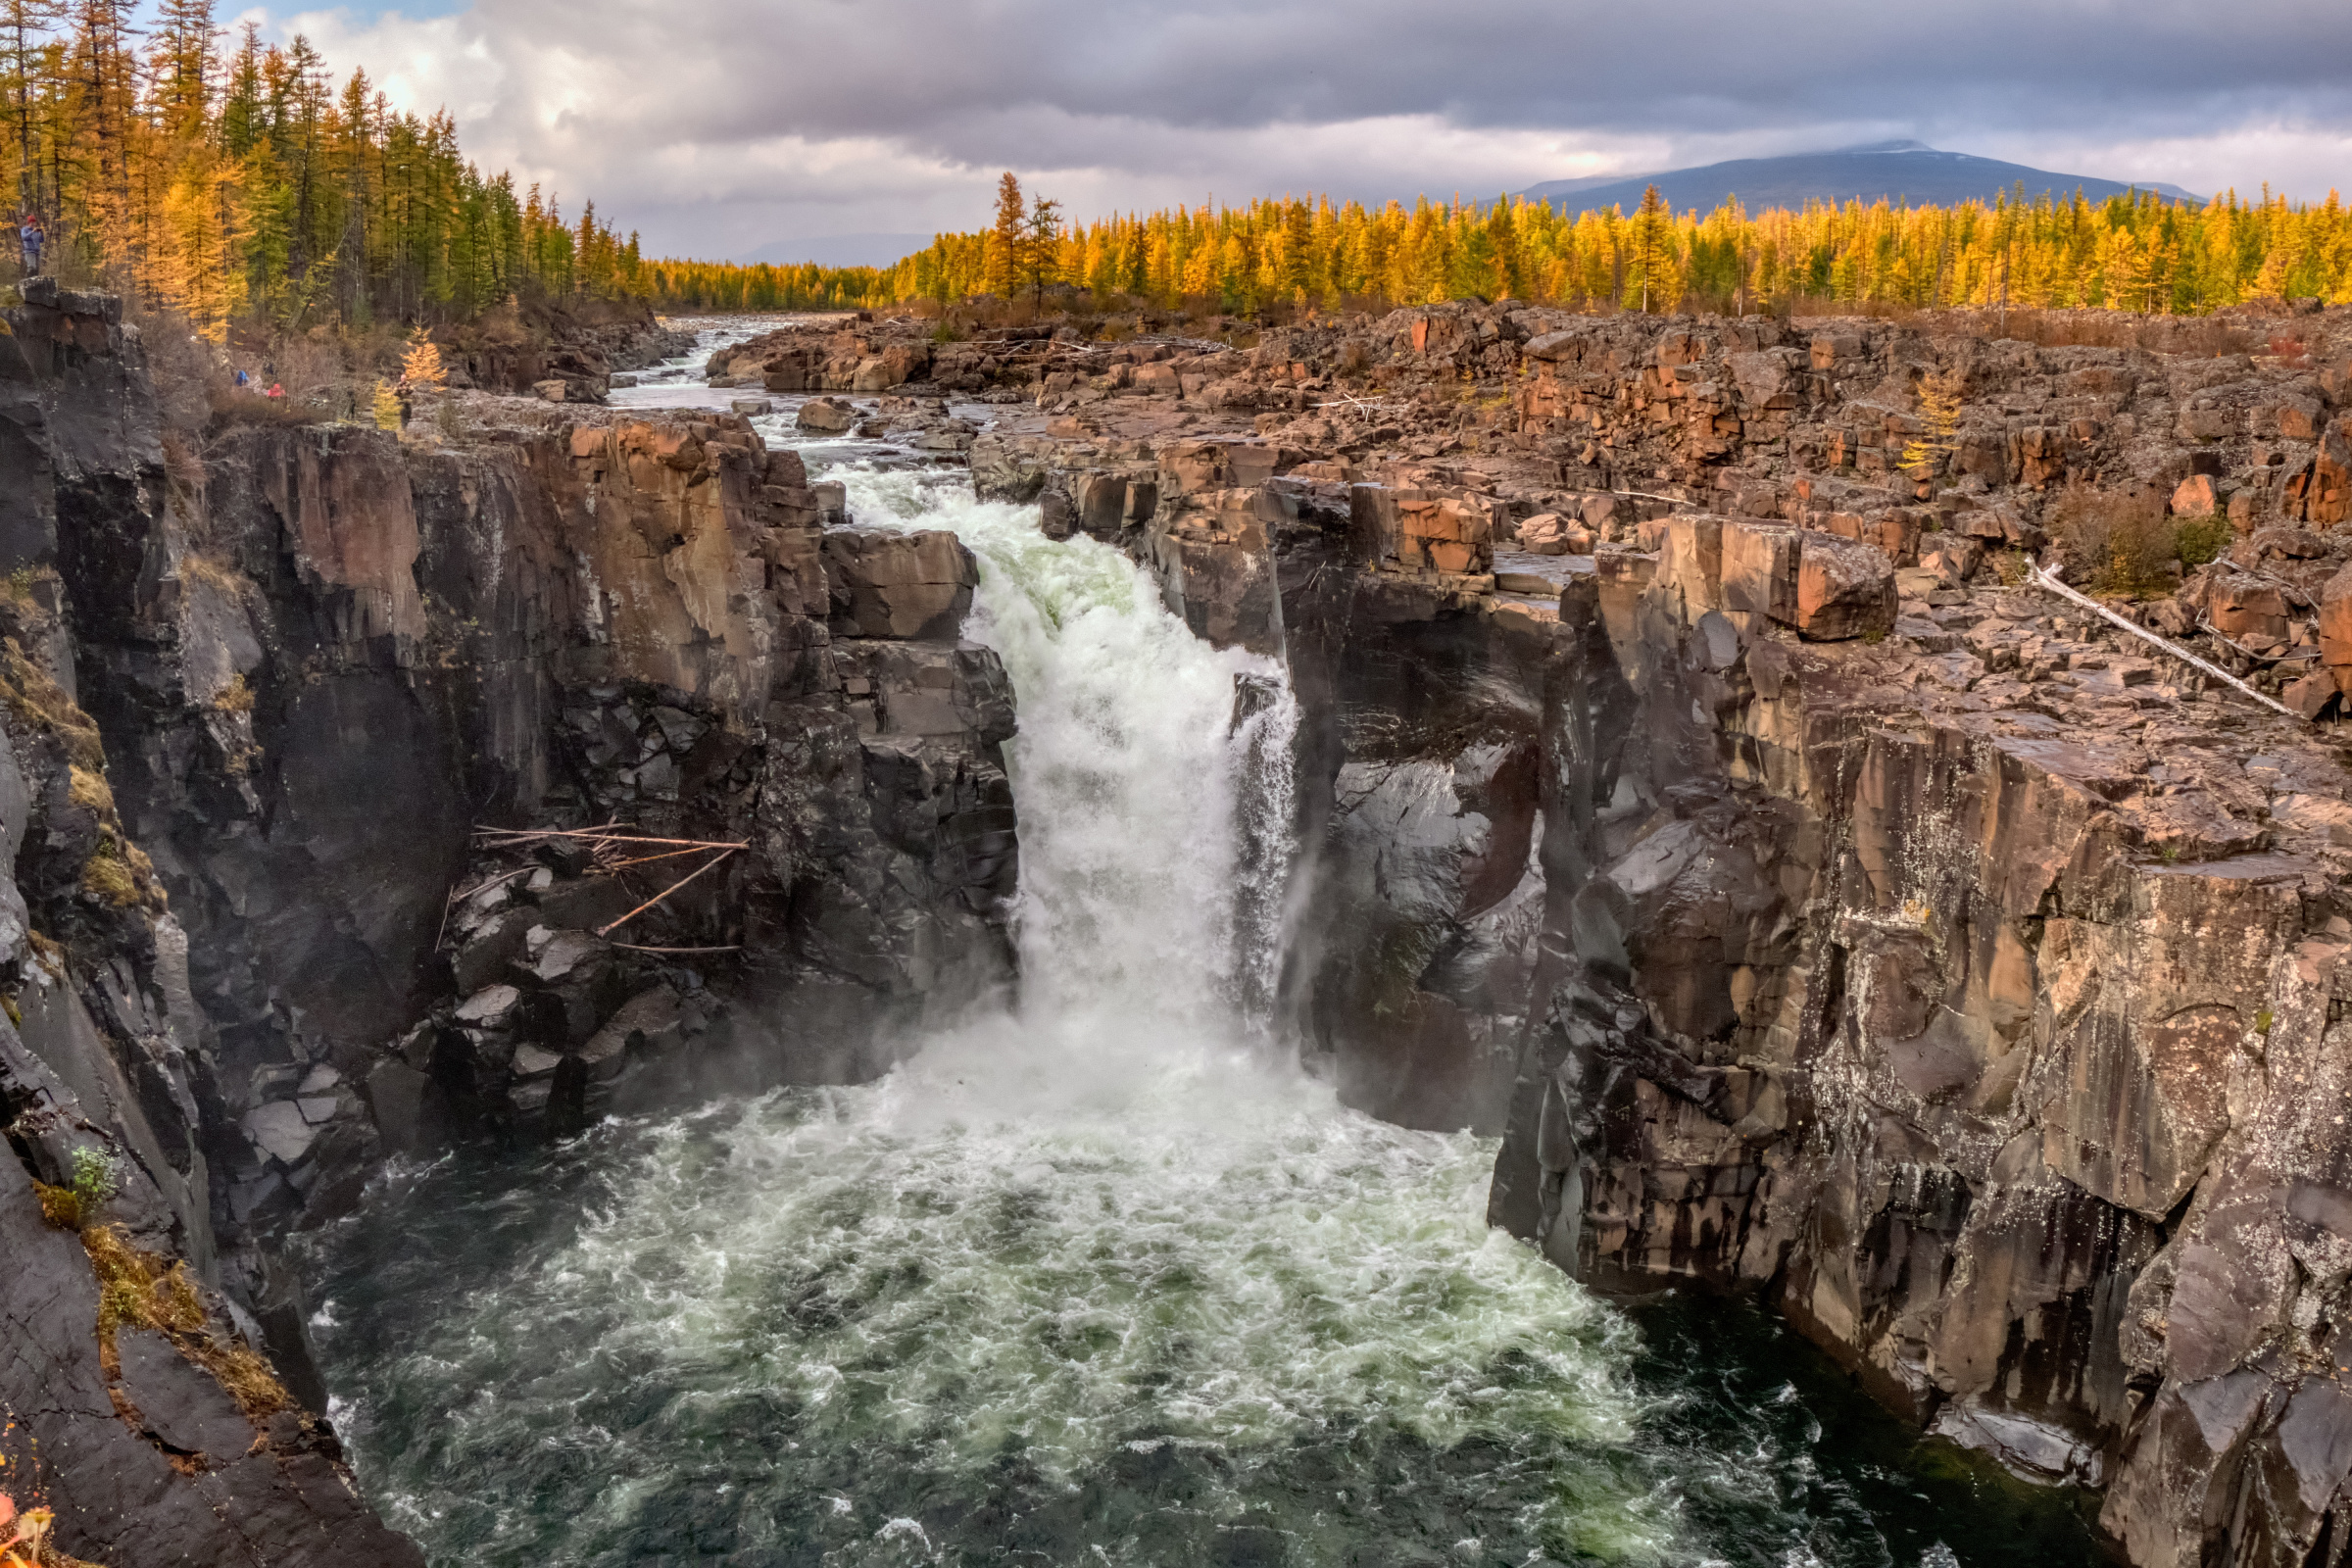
[80,1225,289,1421]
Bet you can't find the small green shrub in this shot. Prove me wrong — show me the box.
[2176,514,2230,567]
[71,1148,116,1211]
[2051,479,2194,596]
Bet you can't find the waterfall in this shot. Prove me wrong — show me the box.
[828,466,1298,1037]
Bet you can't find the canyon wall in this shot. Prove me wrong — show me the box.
[929,295,2352,1567]
[0,298,1017,1562]
[0,283,424,1565]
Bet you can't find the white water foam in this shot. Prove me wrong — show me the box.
[826,464,1294,1029]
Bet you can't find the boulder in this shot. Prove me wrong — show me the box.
[1793,532,1897,641]
[2282,669,2338,718]
[581,987,688,1082]
[2205,575,2290,641]
[1396,497,1492,575]
[796,396,858,434]
[454,982,523,1028]
[1158,440,1229,497]
[532,378,568,403]
[1917,530,1984,588]
[2171,474,2218,517]
[242,1100,318,1165]
[760,347,820,391]
[821,528,978,640]
[1517,513,1568,555]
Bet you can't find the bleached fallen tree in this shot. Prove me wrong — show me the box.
[2026,563,2304,722]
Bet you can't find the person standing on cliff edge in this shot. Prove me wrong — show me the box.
[16,211,41,276]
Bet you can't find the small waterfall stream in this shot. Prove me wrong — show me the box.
[309,320,2098,1568]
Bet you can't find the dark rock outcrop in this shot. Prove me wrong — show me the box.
[0,293,1019,1561]
[941,290,2352,1567]
[0,285,419,1561]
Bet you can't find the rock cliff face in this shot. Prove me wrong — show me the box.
[923,296,2352,1567]
[0,296,1015,1562]
[1476,525,2352,1566]
[0,283,423,1564]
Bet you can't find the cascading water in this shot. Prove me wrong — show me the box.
[310,324,2101,1568]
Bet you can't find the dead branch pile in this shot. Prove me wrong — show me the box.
[446,823,751,952]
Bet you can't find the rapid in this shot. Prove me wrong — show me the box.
[309,319,2100,1568]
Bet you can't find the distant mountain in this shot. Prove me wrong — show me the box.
[742,232,934,270]
[1521,141,2204,217]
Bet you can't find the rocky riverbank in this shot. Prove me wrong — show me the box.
[5,285,2352,1566]
[0,295,1011,1561]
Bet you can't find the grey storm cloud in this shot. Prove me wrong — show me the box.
[514,0,2352,140]
[291,0,2352,257]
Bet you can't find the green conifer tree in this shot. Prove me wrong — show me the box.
[986,171,1022,298]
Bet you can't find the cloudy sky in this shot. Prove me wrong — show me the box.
[258,0,2352,264]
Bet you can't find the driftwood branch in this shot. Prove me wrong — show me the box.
[602,844,737,870]
[610,942,744,955]
[596,847,738,938]
[473,825,750,853]
[2195,617,2322,665]
[2027,564,2305,722]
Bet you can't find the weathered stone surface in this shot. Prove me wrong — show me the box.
[4,1071,420,1567]
[1516,513,1569,554]
[1719,518,1800,622]
[820,527,978,641]
[1793,531,1896,640]
[796,395,858,433]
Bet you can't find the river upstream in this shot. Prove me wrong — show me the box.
[308,321,2103,1568]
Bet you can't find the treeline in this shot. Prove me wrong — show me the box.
[639,257,892,312]
[665,176,2352,318]
[6,0,648,339]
